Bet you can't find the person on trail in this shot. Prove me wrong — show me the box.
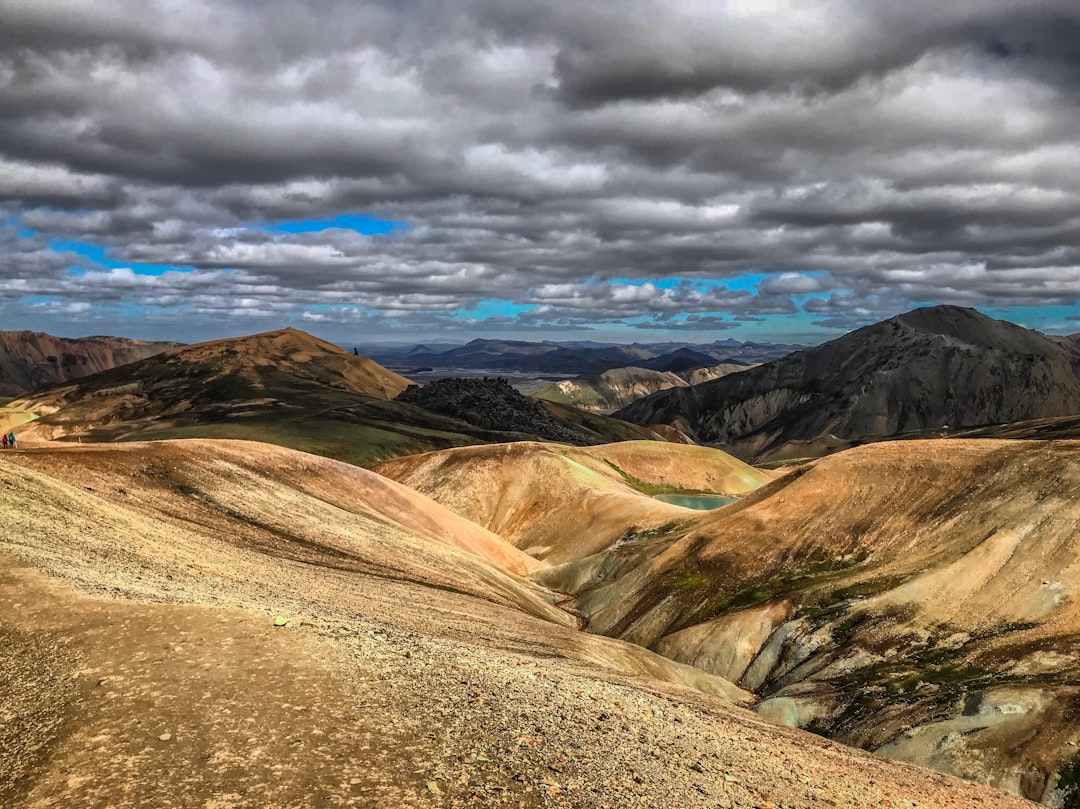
[1,434,7,449]
[6,432,14,449]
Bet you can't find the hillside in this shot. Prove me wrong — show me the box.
[535,363,753,413]
[376,441,771,563]
[7,329,664,465]
[380,435,1080,802]
[617,306,1080,462]
[0,440,1035,808]
[0,330,177,399]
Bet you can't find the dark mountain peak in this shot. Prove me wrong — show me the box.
[880,305,1056,354]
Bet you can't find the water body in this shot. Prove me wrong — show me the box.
[653,493,738,510]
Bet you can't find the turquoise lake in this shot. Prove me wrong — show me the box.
[652,494,738,510]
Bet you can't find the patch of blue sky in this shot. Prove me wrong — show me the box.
[457,299,534,319]
[259,213,406,235]
[49,239,191,276]
[984,304,1080,333]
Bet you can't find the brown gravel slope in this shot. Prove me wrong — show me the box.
[0,440,1035,808]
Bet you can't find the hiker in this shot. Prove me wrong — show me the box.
[1,434,7,449]
[6,432,14,449]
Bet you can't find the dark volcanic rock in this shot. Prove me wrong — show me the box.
[616,306,1080,461]
[396,377,598,445]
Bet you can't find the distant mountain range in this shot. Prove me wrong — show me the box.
[370,337,806,375]
[0,330,178,398]
[617,306,1080,462]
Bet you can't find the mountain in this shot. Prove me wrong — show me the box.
[0,439,1037,808]
[535,363,753,413]
[7,328,667,464]
[380,435,1080,803]
[372,337,804,376]
[617,306,1080,462]
[394,377,659,445]
[0,330,177,399]
[638,347,720,373]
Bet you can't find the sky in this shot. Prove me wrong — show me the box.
[2,0,1080,346]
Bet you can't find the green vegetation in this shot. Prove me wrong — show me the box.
[1056,758,1080,809]
[602,459,715,496]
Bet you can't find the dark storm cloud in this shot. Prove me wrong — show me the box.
[1,0,1079,340]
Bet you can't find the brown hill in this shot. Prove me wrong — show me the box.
[0,440,1034,808]
[526,439,1080,803]
[617,306,1080,463]
[0,330,177,399]
[379,435,1080,801]
[376,441,772,563]
[7,328,667,465]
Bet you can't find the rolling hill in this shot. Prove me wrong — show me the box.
[6,328,668,465]
[0,330,177,399]
[376,441,772,563]
[390,435,1079,802]
[0,439,1036,808]
[617,306,1080,463]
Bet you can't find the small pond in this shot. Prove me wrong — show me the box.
[652,493,738,510]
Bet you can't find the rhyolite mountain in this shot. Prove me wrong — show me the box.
[535,362,753,414]
[617,306,1080,462]
[379,435,1080,803]
[9,328,666,464]
[0,330,178,399]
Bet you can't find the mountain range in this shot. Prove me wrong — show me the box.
[4,307,1080,805]
[617,306,1080,462]
[372,337,805,376]
[2,328,667,465]
[0,330,177,398]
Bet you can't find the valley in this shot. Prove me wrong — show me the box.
[3,307,1079,806]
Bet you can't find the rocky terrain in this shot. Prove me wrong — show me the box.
[396,377,609,445]
[0,330,177,399]
[388,436,1080,803]
[0,439,1037,808]
[617,306,1080,463]
[4,329,664,465]
[535,363,754,414]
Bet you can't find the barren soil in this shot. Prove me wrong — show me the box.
[0,439,1036,808]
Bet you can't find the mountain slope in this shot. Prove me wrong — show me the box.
[9,329,663,464]
[617,306,1080,462]
[530,438,1080,802]
[0,330,177,399]
[535,363,753,413]
[376,441,771,563]
[379,434,1080,802]
[0,439,1037,808]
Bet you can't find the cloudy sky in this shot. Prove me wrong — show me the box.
[2,0,1080,345]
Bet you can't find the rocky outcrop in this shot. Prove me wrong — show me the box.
[535,363,753,413]
[397,377,601,445]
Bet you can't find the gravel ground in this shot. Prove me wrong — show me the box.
[0,441,1038,808]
